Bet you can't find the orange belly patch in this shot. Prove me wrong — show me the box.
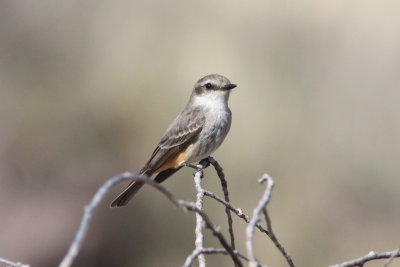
[155,151,185,173]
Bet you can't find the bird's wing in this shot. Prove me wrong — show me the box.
[141,107,205,173]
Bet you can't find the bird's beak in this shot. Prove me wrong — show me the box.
[223,84,237,90]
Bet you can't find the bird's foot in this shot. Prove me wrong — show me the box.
[199,157,212,168]
[183,162,198,170]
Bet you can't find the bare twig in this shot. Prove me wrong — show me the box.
[384,248,400,267]
[330,249,400,267]
[184,160,242,267]
[183,248,254,267]
[60,170,242,267]
[262,208,294,267]
[193,166,206,267]
[179,200,243,267]
[204,190,294,267]
[0,257,29,267]
[246,174,274,267]
[204,190,249,222]
[12,156,393,267]
[59,173,177,267]
[207,157,236,252]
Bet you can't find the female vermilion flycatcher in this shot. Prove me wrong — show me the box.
[110,74,237,207]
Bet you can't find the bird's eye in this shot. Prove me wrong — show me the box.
[205,83,212,89]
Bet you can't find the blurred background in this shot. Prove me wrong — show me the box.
[1,1,400,266]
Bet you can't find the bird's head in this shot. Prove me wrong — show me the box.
[192,74,237,104]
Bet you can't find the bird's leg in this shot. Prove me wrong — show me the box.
[183,162,198,170]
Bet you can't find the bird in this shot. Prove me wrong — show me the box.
[110,74,237,207]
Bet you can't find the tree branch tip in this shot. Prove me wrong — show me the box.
[258,174,273,184]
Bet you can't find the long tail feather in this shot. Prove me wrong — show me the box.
[110,180,145,208]
[110,167,183,208]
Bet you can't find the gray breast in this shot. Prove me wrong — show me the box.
[192,109,232,160]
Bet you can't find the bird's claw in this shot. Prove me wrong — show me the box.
[199,157,212,168]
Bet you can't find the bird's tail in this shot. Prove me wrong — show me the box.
[110,169,151,208]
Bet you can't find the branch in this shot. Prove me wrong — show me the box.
[203,190,294,267]
[384,248,400,267]
[0,257,29,267]
[246,174,274,267]
[193,165,206,267]
[204,190,249,222]
[8,157,395,267]
[262,208,294,267]
[183,248,255,267]
[330,249,400,267]
[59,173,178,267]
[178,200,243,267]
[207,157,236,252]
[60,170,242,267]
[184,161,243,267]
